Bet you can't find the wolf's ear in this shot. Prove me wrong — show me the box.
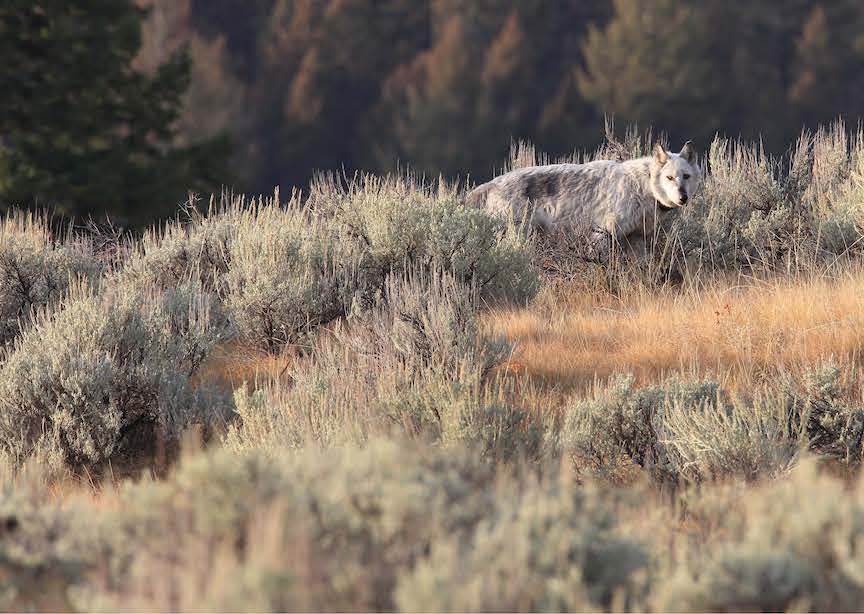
[679,141,696,164]
[653,143,668,165]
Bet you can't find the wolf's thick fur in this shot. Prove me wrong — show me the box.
[467,142,702,242]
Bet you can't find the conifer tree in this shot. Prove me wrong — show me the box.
[577,0,721,145]
[790,2,864,127]
[0,0,229,224]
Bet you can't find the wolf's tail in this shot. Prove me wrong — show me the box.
[465,183,493,209]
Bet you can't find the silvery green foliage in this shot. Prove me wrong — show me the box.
[678,123,864,269]
[786,362,864,464]
[659,389,799,483]
[817,201,862,255]
[121,179,537,353]
[672,138,790,269]
[397,475,648,612]
[311,173,539,305]
[560,375,715,481]
[807,124,864,255]
[560,375,797,483]
[0,472,94,611]
[85,441,498,611]
[121,206,236,293]
[561,367,864,483]
[337,269,507,379]
[659,461,864,611]
[0,212,101,347]
[117,193,356,351]
[226,271,539,459]
[0,281,230,466]
[11,442,864,612]
[224,200,367,350]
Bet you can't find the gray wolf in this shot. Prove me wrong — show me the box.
[467,142,701,245]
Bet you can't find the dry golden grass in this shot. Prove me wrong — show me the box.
[487,268,864,394]
[194,340,294,390]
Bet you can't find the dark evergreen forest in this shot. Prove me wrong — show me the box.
[2,0,862,223]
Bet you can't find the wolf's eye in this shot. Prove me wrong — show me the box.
[683,173,691,180]
[666,175,675,181]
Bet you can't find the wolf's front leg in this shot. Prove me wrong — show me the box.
[587,227,614,263]
[619,235,652,264]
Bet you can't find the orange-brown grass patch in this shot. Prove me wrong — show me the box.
[487,268,864,395]
[193,340,295,391]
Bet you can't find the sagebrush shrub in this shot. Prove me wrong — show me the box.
[560,375,717,481]
[659,389,799,483]
[802,123,864,255]
[0,471,94,611]
[560,375,797,483]
[225,271,539,459]
[396,474,649,612]
[121,178,537,352]
[118,193,360,351]
[9,439,864,611]
[224,200,369,350]
[311,173,539,305]
[83,441,499,611]
[0,281,230,466]
[657,461,864,611]
[668,137,791,270]
[673,124,864,273]
[120,202,236,293]
[0,212,101,347]
[786,362,864,464]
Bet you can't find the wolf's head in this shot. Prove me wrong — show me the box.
[649,142,702,209]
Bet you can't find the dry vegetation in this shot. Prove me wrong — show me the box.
[489,269,864,394]
[4,124,864,611]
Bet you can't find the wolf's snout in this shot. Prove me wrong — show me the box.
[679,192,688,205]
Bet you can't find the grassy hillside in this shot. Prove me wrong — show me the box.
[4,124,864,611]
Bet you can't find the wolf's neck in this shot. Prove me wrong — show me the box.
[622,156,654,178]
[623,156,660,204]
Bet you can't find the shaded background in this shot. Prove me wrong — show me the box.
[2,0,863,225]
